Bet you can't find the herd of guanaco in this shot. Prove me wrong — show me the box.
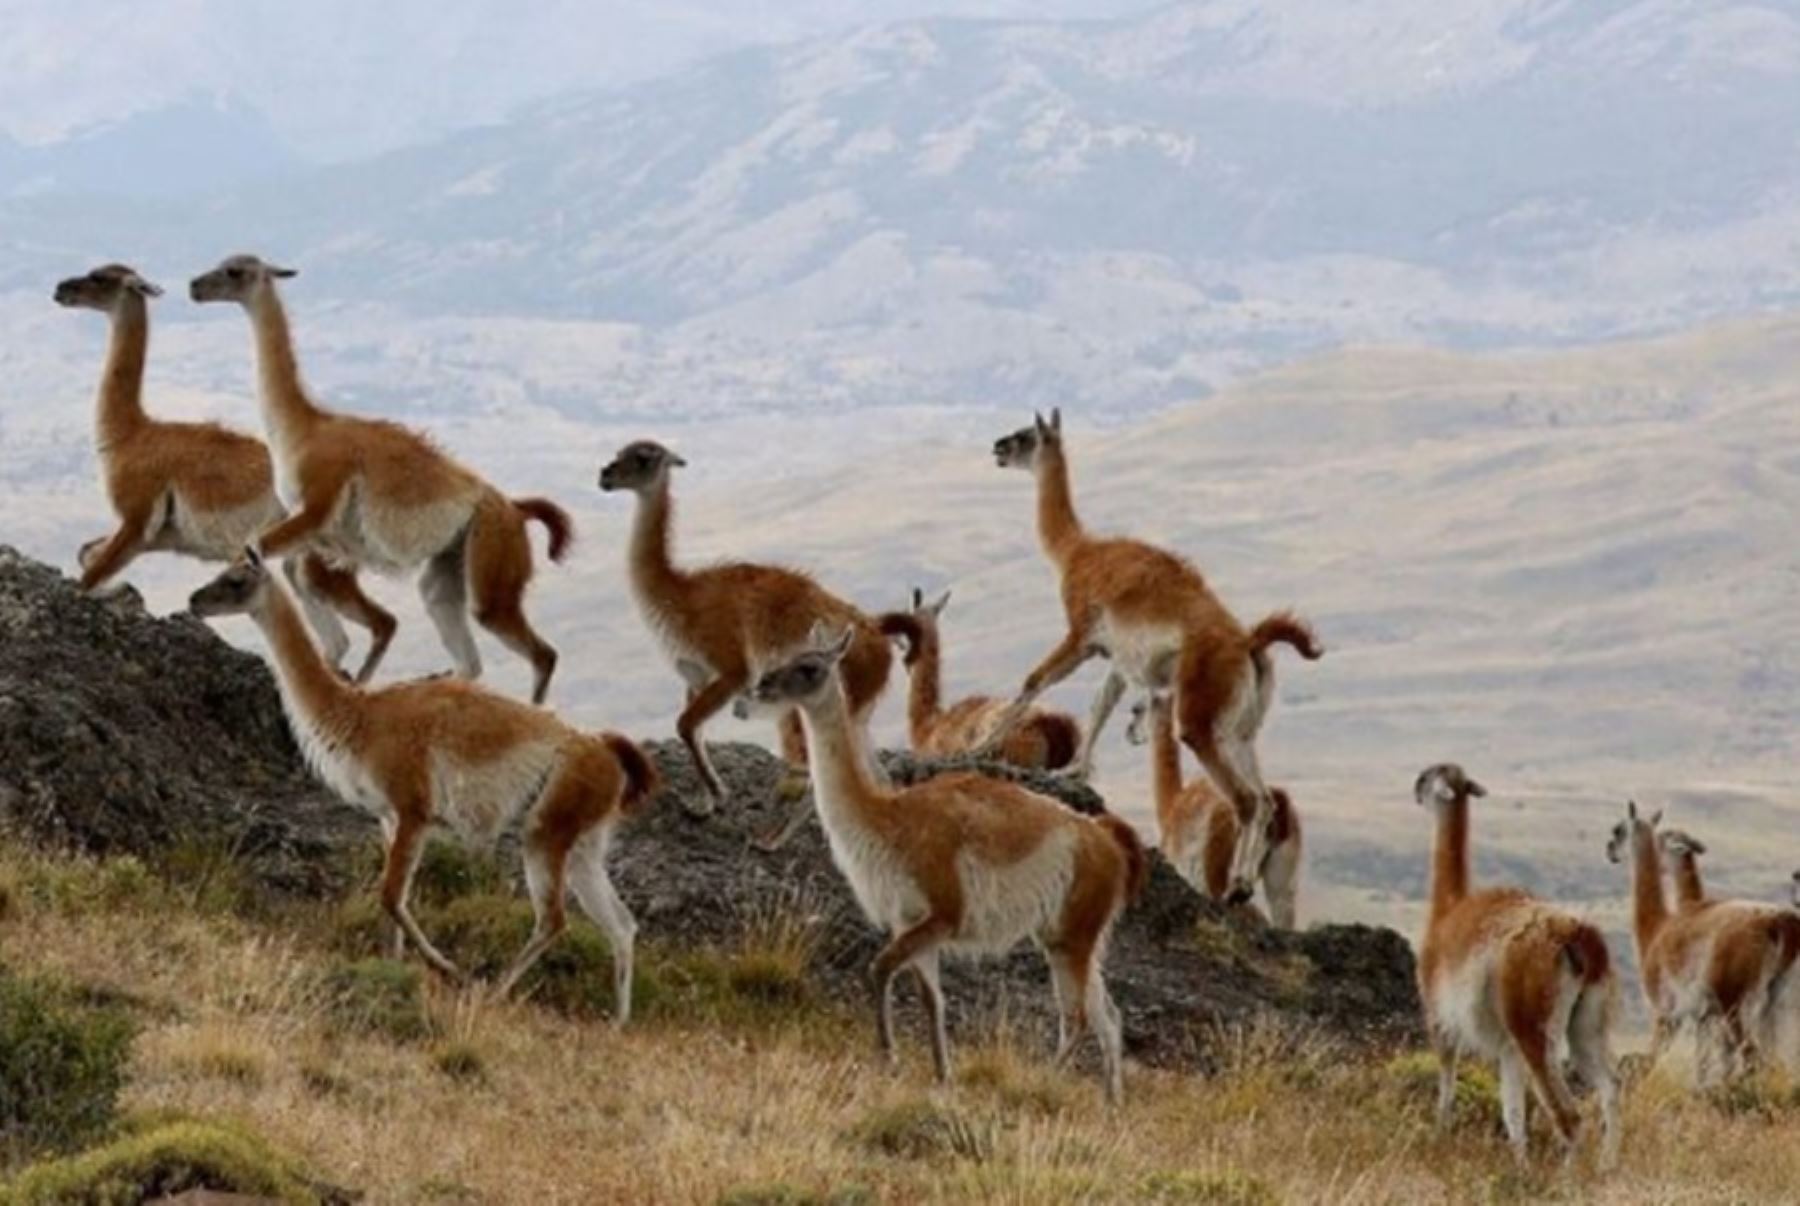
[50,256,1800,1160]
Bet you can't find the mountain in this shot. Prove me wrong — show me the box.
[3,1,1796,417]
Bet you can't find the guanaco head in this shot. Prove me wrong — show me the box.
[598,439,687,494]
[1124,692,1170,745]
[1413,762,1485,810]
[993,408,1062,470]
[53,263,162,312]
[1606,799,1663,865]
[747,625,856,711]
[1657,828,1707,861]
[188,254,297,305]
[188,550,273,618]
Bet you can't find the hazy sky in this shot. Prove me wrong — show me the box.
[0,0,1161,158]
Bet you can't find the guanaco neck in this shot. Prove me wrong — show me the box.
[95,297,150,452]
[1428,798,1471,921]
[905,622,943,746]
[795,680,890,832]
[1149,701,1183,830]
[1670,851,1706,909]
[628,478,687,602]
[251,581,359,732]
[1033,444,1083,566]
[1629,829,1669,957]
[246,287,323,453]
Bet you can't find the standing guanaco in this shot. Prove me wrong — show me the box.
[1416,764,1620,1167]
[881,587,1080,770]
[743,625,1145,1101]
[54,262,395,680]
[189,553,656,1022]
[189,255,571,703]
[1124,693,1301,927]
[983,409,1320,906]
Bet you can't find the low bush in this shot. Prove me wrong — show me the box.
[0,970,135,1161]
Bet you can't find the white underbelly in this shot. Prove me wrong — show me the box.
[1093,617,1181,688]
[949,828,1077,955]
[156,494,283,561]
[318,485,475,574]
[429,742,561,845]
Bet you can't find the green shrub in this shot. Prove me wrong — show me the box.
[410,841,511,907]
[431,1042,487,1085]
[847,1101,993,1163]
[1138,1169,1279,1206]
[1383,1050,1500,1129]
[0,972,135,1160]
[4,1119,319,1204]
[320,959,434,1044]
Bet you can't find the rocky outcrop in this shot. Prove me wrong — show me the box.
[0,546,1421,1066]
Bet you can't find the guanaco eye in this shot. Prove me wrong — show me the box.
[227,267,245,281]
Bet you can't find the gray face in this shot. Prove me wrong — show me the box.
[189,560,269,617]
[1124,698,1153,746]
[1413,762,1486,808]
[750,652,837,707]
[53,264,161,311]
[1605,818,1632,865]
[993,424,1041,469]
[189,254,295,305]
[598,439,683,492]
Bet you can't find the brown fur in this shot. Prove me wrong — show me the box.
[1136,695,1302,916]
[1415,765,1619,1163]
[748,633,1138,1099]
[989,411,1319,903]
[191,258,566,703]
[601,442,892,812]
[880,596,1081,770]
[189,558,648,1014]
[54,263,395,680]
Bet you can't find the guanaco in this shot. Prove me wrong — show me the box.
[1416,764,1620,1167]
[743,625,1146,1101]
[189,552,657,1022]
[880,587,1080,770]
[54,262,395,680]
[1124,693,1301,927]
[597,439,892,833]
[189,255,572,703]
[984,409,1320,905]
[1652,827,1800,1076]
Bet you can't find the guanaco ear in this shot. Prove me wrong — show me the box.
[1626,800,1638,821]
[1649,808,1664,828]
[1049,407,1062,435]
[269,264,297,279]
[1464,777,1487,799]
[242,545,263,570]
[929,590,951,617]
[127,276,163,298]
[1033,410,1049,437]
[825,625,855,663]
[911,587,924,611]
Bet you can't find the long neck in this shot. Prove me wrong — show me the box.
[95,298,150,449]
[1034,446,1083,566]
[629,479,685,596]
[1671,852,1706,909]
[905,625,943,745]
[1629,830,1669,954]
[796,681,889,828]
[1150,702,1183,822]
[1429,800,1470,919]
[247,288,321,449]
[251,582,358,726]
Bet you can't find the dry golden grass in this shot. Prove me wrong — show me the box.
[3,846,1800,1204]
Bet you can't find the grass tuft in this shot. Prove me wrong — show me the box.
[320,958,434,1044]
[0,970,135,1161]
[4,1117,322,1205]
[431,1041,488,1085]
[1138,1169,1279,1205]
[847,1100,994,1163]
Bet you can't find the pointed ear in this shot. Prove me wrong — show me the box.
[930,590,951,617]
[1033,410,1048,437]
[911,587,923,611]
[827,625,855,662]
[1465,778,1487,799]
[269,265,297,279]
[242,544,263,570]
[1691,835,1707,855]
[669,451,687,468]
[806,620,834,650]
[128,276,163,298]
[1650,808,1663,828]
[1627,800,1638,821]
[1050,407,1062,435]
